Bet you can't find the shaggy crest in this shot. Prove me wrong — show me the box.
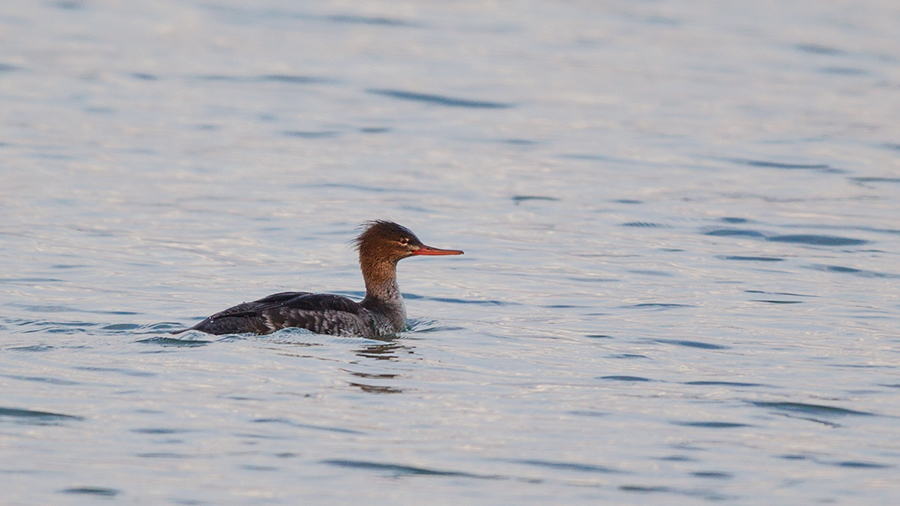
[353,220,422,251]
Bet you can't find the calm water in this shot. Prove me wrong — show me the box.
[2,0,900,504]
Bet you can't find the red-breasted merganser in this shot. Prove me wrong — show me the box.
[174,221,463,337]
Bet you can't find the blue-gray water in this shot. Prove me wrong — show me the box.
[2,0,899,504]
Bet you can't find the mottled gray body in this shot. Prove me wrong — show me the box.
[181,290,406,337]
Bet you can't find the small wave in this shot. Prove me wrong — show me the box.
[135,337,212,347]
[704,228,766,238]
[718,255,784,262]
[283,130,340,139]
[74,366,156,377]
[850,176,900,184]
[819,67,869,76]
[197,74,332,84]
[324,14,417,27]
[623,303,692,309]
[131,428,189,434]
[322,459,500,479]
[404,293,514,306]
[0,277,65,284]
[807,264,899,278]
[569,410,609,417]
[367,89,514,109]
[628,270,674,277]
[261,74,329,84]
[349,382,403,394]
[751,401,874,417]
[4,303,140,316]
[619,485,672,493]
[672,421,749,428]
[512,195,559,204]
[621,222,668,228]
[767,234,868,246]
[704,228,868,246]
[795,43,842,55]
[684,381,765,387]
[0,407,83,424]
[653,339,728,350]
[8,345,54,352]
[102,323,141,330]
[60,487,119,497]
[832,461,892,469]
[730,158,844,174]
[135,452,193,459]
[600,375,652,382]
[1,374,79,386]
[254,418,363,434]
[510,459,625,474]
[745,289,815,297]
[692,471,733,479]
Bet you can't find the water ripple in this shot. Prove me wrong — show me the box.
[807,264,900,278]
[322,459,500,479]
[60,487,119,497]
[512,195,559,204]
[283,131,341,139]
[850,176,900,184]
[767,234,868,246]
[600,375,653,382]
[0,407,83,424]
[684,381,766,387]
[367,89,514,109]
[692,471,733,479]
[323,14,418,27]
[730,158,845,174]
[704,228,766,238]
[404,293,515,306]
[831,461,892,469]
[653,339,729,350]
[796,43,842,55]
[718,255,784,262]
[254,418,363,434]
[136,337,212,347]
[703,228,868,246]
[1,374,80,386]
[510,459,626,474]
[622,303,693,310]
[750,401,874,417]
[197,74,332,84]
[621,222,668,228]
[672,421,749,428]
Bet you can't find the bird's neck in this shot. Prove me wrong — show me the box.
[360,259,407,329]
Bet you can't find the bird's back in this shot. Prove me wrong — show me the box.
[176,291,388,337]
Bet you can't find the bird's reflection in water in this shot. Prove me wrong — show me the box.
[346,339,412,394]
[355,340,405,361]
[348,382,403,394]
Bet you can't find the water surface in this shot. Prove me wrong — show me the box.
[1,0,899,504]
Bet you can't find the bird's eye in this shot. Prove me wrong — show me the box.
[399,237,409,246]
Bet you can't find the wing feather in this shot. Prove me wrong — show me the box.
[184,292,374,336]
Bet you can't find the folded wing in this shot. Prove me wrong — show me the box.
[179,292,373,336]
